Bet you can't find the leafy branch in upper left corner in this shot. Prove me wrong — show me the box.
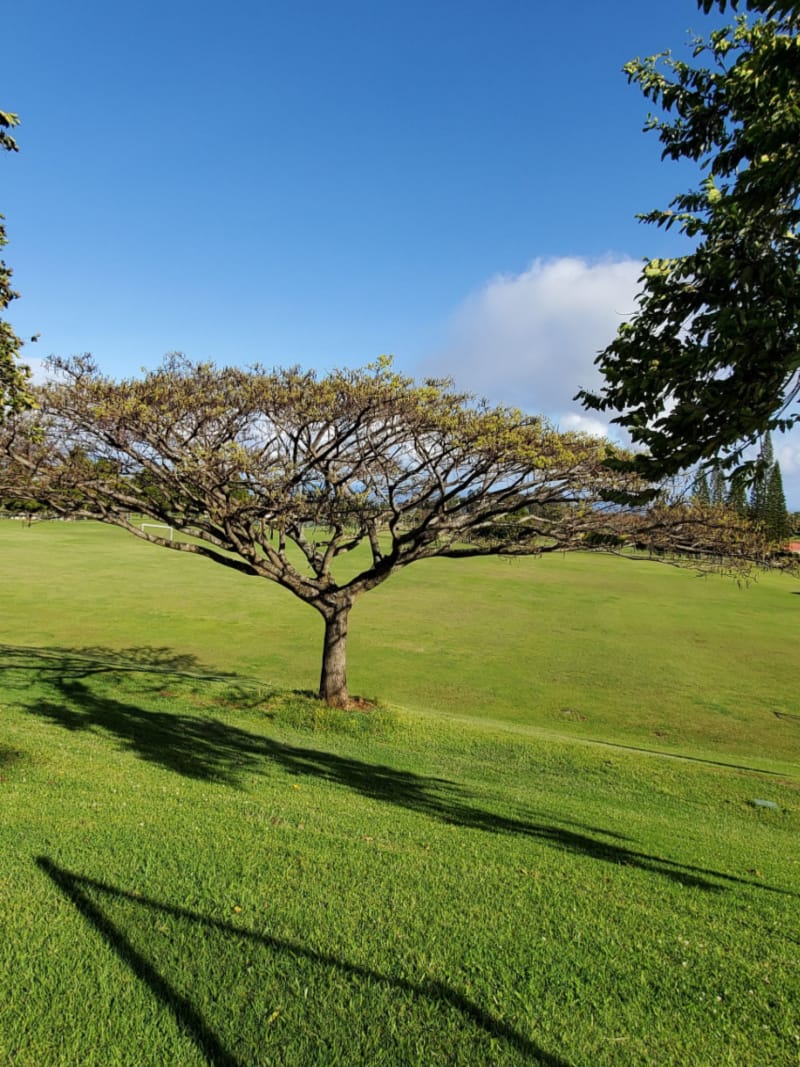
[0,109,34,419]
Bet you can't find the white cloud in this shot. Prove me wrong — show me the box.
[24,356,51,385]
[559,412,615,438]
[775,428,800,510]
[424,256,642,430]
[776,431,800,476]
[423,256,800,506]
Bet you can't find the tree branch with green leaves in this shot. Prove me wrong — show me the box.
[579,0,800,482]
[0,110,34,419]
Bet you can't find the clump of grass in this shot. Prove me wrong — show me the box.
[261,689,399,739]
[165,676,400,740]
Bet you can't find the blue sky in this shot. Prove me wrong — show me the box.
[5,0,799,505]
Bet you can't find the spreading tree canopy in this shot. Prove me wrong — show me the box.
[579,0,800,480]
[0,356,761,706]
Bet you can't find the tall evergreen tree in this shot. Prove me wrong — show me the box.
[709,462,726,506]
[692,470,711,505]
[764,462,790,542]
[749,433,775,521]
[726,468,749,516]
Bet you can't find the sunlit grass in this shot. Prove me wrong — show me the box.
[1,520,798,1064]
[3,519,798,770]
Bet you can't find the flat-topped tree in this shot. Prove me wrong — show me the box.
[2,355,756,706]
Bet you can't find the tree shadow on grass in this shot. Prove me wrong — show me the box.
[0,744,24,769]
[37,856,568,1067]
[3,644,793,897]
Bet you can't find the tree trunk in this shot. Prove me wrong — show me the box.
[319,601,351,707]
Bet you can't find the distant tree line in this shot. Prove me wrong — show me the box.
[692,433,794,542]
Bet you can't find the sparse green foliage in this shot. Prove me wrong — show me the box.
[0,110,33,419]
[579,1,800,481]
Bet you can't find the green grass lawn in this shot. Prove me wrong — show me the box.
[1,520,798,1065]
[4,519,798,771]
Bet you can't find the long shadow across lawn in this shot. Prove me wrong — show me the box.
[4,644,792,897]
[37,856,568,1067]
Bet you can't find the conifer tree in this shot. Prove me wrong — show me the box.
[726,468,749,515]
[749,433,775,521]
[764,462,790,542]
[692,470,711,505]
[709,462,726,506]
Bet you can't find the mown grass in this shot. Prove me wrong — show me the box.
[4,519,799,771]
[1,521,798,1064]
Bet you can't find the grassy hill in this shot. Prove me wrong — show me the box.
[1,520,798,1065]
[4,518,798,770]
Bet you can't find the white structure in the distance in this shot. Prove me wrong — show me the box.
[139,523,174,541]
